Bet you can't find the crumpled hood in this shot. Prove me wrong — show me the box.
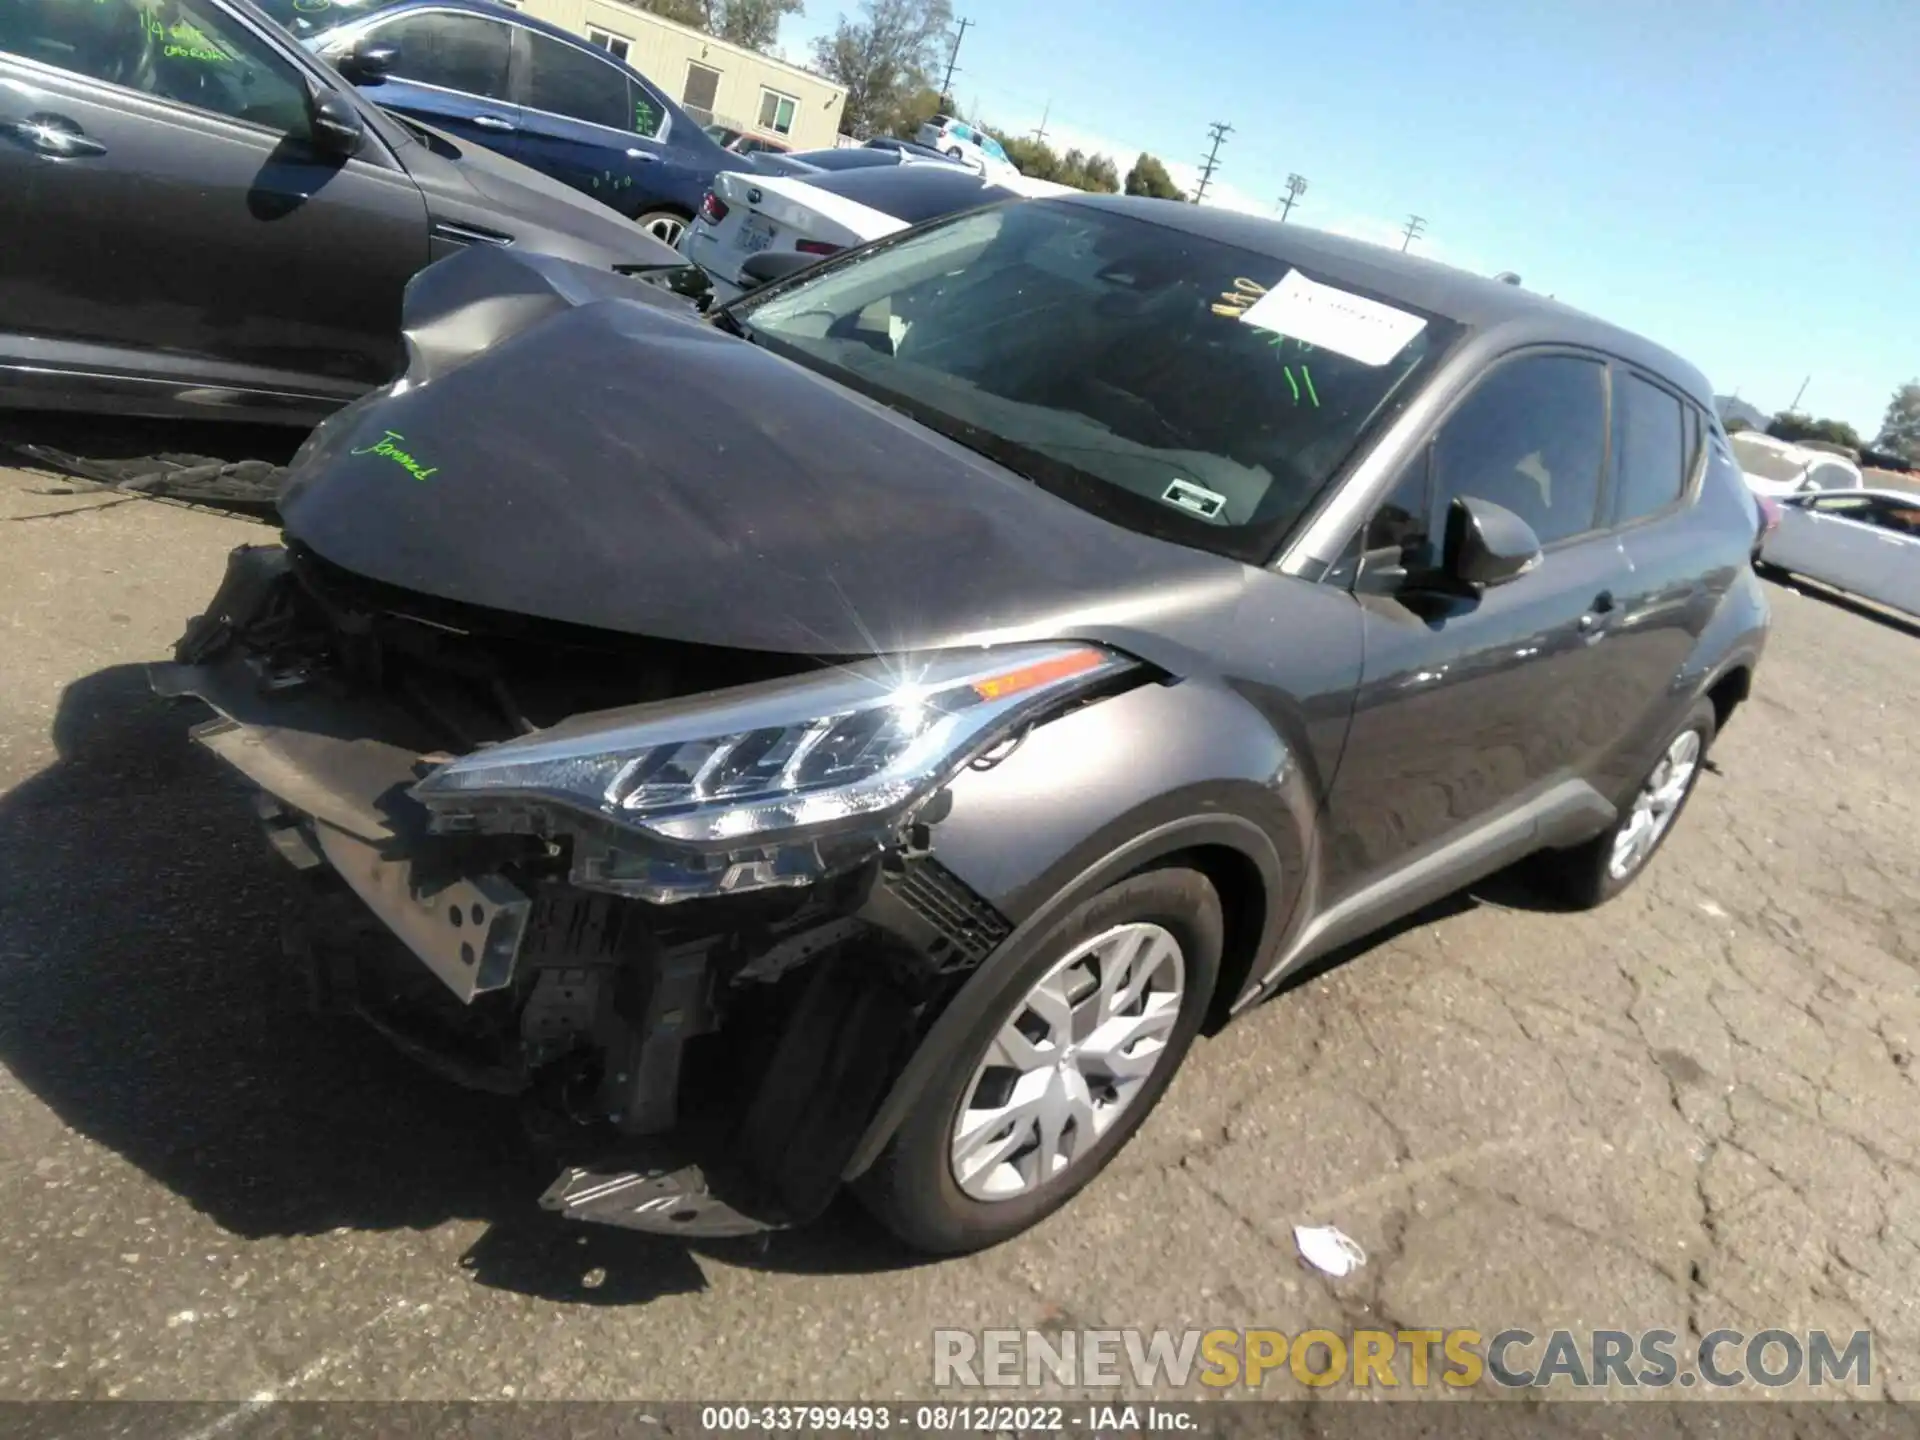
[279,261,1244,657]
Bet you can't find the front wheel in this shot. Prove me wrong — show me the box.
[1531,698,1715,908]
[634,209,689,248]
[856,867,1221,1254]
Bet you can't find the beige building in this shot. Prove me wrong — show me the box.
[510,0,846,150]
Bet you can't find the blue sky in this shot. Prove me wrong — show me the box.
[780,0,1917,439]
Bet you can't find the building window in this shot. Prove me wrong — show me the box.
[757,87,797,135]
[682,60,720,123]
[587,26,630,62]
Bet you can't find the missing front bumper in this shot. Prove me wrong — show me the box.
[152,654,534,1004]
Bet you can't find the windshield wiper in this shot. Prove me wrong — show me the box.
[710,308,752,340]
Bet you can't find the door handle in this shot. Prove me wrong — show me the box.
[1577,590,1616,632]
[624,147,660,162]
[471,114,517,132]
[4,114,108,158]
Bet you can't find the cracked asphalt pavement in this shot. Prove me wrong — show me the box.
[2,463,1917,1407]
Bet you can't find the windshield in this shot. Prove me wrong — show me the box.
[733,202,1458,562]
[1728,432,1808,484]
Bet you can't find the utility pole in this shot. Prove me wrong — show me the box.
[1275,172,1308,222]
[1788,374,1811,412]
[940,18,972,102]
[1192,121,1233,205]
[1400,214,1427,252]
[1031,100,1050,144]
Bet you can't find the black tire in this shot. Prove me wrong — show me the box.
[856,867,1222,1254]
[1531,698,1716,909]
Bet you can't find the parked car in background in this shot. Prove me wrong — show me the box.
[0,0,681,424]
[783,145,969,174]
[914,114,1022,181]
[1758,489,1920,618]
[1728,430,1864,498]
[155,200,1766,1256]
[680,164,1068,301]
[705,124,791,157]
[278,0,760,245]
[864,135,970,164]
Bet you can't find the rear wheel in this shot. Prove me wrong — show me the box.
[1532,698,1715,908]
[857,867,1221,1254]
[635,210,689,247]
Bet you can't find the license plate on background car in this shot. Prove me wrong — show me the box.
[739,217,776,254]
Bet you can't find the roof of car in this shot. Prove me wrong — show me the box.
[1055,194,1715,408]
[334,0,637,55]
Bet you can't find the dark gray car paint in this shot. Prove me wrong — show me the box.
[215,220,1766,1178]
[0,0,679,423]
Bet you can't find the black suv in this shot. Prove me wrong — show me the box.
[155,197,1769,1254]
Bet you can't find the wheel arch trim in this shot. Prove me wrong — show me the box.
[840,813,1285,1180]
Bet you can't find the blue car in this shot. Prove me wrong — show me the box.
[254,0,749,244]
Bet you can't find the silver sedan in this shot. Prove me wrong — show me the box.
[1759,488,1920,618]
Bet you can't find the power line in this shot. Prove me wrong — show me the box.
[1192,121,1234,205]
[940,18,973,102]
[1400,214,1427,252]
[1275,172,1308,222]
[1031,99,1050,144]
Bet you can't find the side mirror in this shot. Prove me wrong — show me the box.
[1442,495,1542,590]
[336,41,398,85]
[738,250,823,291]
[307,88,365,158]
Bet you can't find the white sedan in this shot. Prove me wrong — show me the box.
[1728,430,1864,499]
[680,166,1075,302]
[1759,488,1920,618]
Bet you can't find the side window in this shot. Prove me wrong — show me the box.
[1430,354,1608,546]
[630,79,663,138]
[1807,494,1878,519]
[362,12,510,98]
[1804,463,1856,493]
[1361,455,1437,573]
[524,31,636,131]
[1611,373,1687,525]
[1,0,312,134]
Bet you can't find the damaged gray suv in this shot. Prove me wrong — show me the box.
[155,196,1768,1253]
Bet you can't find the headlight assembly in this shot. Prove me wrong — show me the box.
[411,643,1134,888]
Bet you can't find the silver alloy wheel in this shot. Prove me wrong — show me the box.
[949,922,1186,1202]
[1608,728,1702,879]
[641,214,686,247]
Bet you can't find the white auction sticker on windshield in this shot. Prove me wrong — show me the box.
[1238,271,1427,366]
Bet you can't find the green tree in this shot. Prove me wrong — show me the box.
[636,0,708,27]
[983,131,1119,191]
[1124,152,1185,201]
[1723,416,1753,434]
[1767,412,1863,450]
[812,0,953,138]
[1873,381,1920,463]
[882,85,945,140]
[637,0,804,50]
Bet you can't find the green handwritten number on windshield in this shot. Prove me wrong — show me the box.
[635,101,657,135]
[350,431,438,482]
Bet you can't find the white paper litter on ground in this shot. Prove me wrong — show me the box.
[1239,271,1428,366]
[1293,1224,1367,1277]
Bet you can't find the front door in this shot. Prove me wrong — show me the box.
[504,27,669,213]
[1322,350,1675,896]
[0,0,428,399]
